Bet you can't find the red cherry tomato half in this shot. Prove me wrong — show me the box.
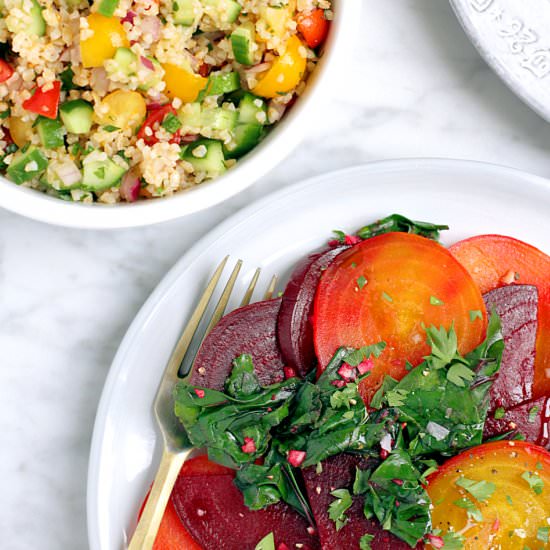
[22,80,61,119]
[137,104,181,146]
[297,9,330,49]
[0,60,14,83]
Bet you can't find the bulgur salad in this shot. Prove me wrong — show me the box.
[0,0,332,203]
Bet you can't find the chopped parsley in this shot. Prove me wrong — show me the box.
[537,526,549,543]
[0,109,10,119]
[447,363,476,387]
[455,477,496,502]
[359,533,374,549]
[162,112,182,134]
[453,497,482,522]
[382,291,393,303]
[357,275,367,289]
[506,494,513,505]
[521,471,544,495]
[494,407,505,419]
[328,489,352,531]
[528,405,539,423]
[343,341,386,367]
[469,309,483,321]
[103,125,119,132]
[430,295,444,306]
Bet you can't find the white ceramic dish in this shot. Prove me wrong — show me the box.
[450,0,550,122]
[0,0,360,229]
[87,159,550,550]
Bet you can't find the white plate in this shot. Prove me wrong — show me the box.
[450,0,550,122]
[87,159,550,550]
[0,0,361,229]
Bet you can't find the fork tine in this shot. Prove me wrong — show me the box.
[204,259,243,335]
[240,268,261,307]
[263,274,278,300]
[164,256,229,379]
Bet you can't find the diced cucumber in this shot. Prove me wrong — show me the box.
[9,0,46,36]
[172,0,198,25]
[138,57,164,91]
[110,47,137,77]
[180,139,226,177]
[36,117,65,149]
[204,71,241,96]
[6,146,48,184]
[60,100,93,134]
[96,0,120,17]
[224,123,264,159]
[231,23,256,65]
[201,107,238,132]
[82,158,127,191]
[237,92,267,125]
[202,0,241,25]
[178,102,202,128]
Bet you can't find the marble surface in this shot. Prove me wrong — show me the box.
[2,1,550,549]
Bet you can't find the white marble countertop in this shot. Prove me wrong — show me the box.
[2,1,550,549]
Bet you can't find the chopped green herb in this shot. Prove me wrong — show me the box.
[528,406,539,423]
[103,125,120,132]
[506,494,513,505]
[328,488,352,531]
[359,533,374,549]
[453,497,482,522]
[469,309,483,321]
[353,467,370,495]
[357,275,367,289]
[356,214,448,241]
[0,109,10,120]
[536,461,543,471]
[441,531,465,549]
[254,532,275,550]
[351,262,357,268]
[430,295,444,306]
[494,407,505,419]
[59,67,78,91]
[521,471,544,495]
[382,291,393,303]
[537,526,549,543]
[162,112,182,134]
[447,363,475,387]
[343,342,386,367]
[455,477,496,502]
[70,143,83,156]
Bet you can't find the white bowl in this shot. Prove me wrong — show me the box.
[0,0,360,229]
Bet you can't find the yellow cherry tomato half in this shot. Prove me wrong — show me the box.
[162,64,207,103]
[252,35,307,99]
[81,13,129,68]
[426,440,550,549]
[95,90,146,130]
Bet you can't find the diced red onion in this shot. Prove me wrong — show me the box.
[120,169,141,202]
[140,56,155,71]
[141,16,161,42]
[121,10,136,24]
[246,62,272,75]
[56,160,82,188]
[180,134,199,143]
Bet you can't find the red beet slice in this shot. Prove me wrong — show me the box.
[278,247,346,376]
[483,285,538,411]
[190,298,285,390]
[172,464,320,549]
[302,454,420,549]
[484,396,550,449]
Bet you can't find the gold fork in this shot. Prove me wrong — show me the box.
[128,257,278,550]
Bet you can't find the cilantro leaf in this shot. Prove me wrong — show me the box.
[446,363,476,387]
[441,531,465,549]
[494,407,505,419]
[343,341,386,367]
[453,497,483,522]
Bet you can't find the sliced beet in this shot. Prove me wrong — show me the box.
[172,462,320,550]
[302,454,420,549]
[190,298,285,390]
[484,395,550,449]
[483,285,538,411]
[278,247,346,376]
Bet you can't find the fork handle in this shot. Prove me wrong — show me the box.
[128,448,189,550]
